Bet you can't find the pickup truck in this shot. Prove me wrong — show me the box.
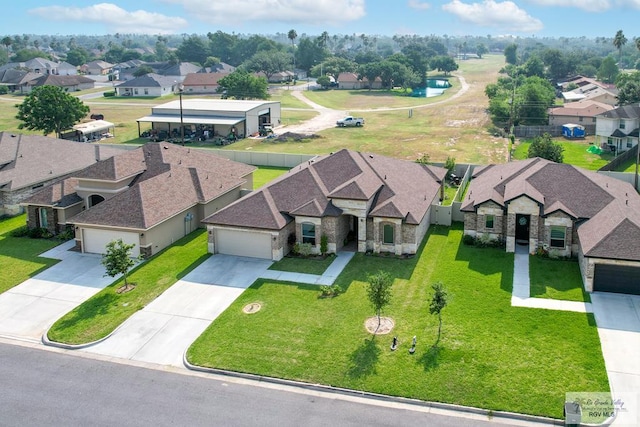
[336,116,365,127]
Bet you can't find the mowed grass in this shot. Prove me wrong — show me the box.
[268,254,336,275]
[0,214,60,294]
[47,229,209,344]
[512,138,614,170]
[187,224,608,419]
[529,256,590,302]
[253,166,289,189]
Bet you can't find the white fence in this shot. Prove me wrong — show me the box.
[208,150,316,167]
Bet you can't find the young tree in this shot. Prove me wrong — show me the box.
[316,75,331,89]
[102,239,137,291]
[366,271,393,329]
[16,85,90,138]
[429,282,448,346]
[527,134,564,163]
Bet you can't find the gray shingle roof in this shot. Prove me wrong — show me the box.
[116,73,176,88]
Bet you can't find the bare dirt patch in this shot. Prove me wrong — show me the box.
[365,316,394,335]
[243,302,262,314]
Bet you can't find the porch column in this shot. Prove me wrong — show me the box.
[506,213,516,252]
[358,216,367,252]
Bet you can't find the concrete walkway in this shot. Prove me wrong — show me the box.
[0,241,117,342]
[510,244,593,313]
[260,251,355,285]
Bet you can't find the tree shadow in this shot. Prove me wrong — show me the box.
[346,337,381,379]
[418,344,441,372]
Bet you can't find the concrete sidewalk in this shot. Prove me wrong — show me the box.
[510,245,592,313]
[0,241,117,342]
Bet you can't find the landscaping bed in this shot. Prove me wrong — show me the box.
[187,224,608,419]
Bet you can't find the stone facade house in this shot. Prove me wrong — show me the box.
[204,149,446,261]
[461,158,640,295]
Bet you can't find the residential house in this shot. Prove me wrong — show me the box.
[595,104,640,154]
[547,100,614,126]
[82,60,114,75]
[337,72,361,89]
[562,84,618,106]
[0,133,125,216]
[0,69,40,93]
[21,74,95,93]
[204,149,446,261]
[0,58,77,76]
[115,73,179,97]
[461,157,640,295]
[22,143,255,258]
[181,72,226,95]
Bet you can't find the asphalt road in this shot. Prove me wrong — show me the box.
[0,343,504,427]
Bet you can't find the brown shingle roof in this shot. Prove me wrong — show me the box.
[182,72,226,86]
[204,149,446,229]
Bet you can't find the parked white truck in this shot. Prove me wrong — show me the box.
[336,116,365,127]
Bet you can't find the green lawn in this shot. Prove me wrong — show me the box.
[47,229,210,344]
[513,139,614,170]
[268,254,336,275]
[187,224,608,419]
[0,214,60,294]
[253,166,289,189]
[529,256,590,302]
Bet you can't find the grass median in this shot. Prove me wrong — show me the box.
[0,214,60,294]
[47,229,209,345]
[187,223,608,419]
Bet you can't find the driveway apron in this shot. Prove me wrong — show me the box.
[83,255,272,367]
[0,241,114,341]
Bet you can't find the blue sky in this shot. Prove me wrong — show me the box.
[5,0,640,38]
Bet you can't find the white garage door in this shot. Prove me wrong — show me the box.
[83,228,140,257]
[216,228,272,259]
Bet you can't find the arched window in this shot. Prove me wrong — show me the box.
[301,223,316,245]
[88,194,105,207]
[383,224,394,245]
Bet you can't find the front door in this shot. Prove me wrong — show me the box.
[515,214,530,243]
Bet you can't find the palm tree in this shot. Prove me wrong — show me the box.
[1,36,12,58]
[613,30,627,68]
[287,29,297,69]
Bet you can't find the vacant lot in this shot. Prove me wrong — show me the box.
[187,224,608,419]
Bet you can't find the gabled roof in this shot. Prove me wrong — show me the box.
[60,143,255,230]
[548,100,614,118]
[27,74,94,88]
[597,104,640,119]
[116,73,177,88]
[182,72,226,86]
[204,149,446,230]
[462,157,640,262]
[0,133,125,192]
[85,60,113,69]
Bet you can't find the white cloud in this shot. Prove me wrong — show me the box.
[162,0,366,26]
[408,0,431,10]
[527,0,611,12]
[28,3,188,34]
[442,0,544,33]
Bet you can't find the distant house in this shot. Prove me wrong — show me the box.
[115,73,179,97]
[0,58,77,77]
[595,104,640,154]
[462,157,640,295]
[182,72,226,95]
[82,60,114,75]
[548,100,614,126]
[21,74,95,93]
[254,71,295,83]
[0,69,40,93]
[0,133,125,216]
[562,83,618,106]
[337,72,361,89]
[202,62,236,74]
[23,143,255,258]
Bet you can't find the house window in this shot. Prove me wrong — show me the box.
[619,120,626,129]
[627,138,633,148]
[144,88,149,95]
[383,224,394,244]
[301,223,316,245]
[578,116,583,122]
[38,208,48,229]
[485,214,495,229]
[550,226,566,248]
[134,89,139,95]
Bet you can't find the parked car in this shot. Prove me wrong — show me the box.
[336,116,365,127]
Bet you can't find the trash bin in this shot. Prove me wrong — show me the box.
[564,401,581,426]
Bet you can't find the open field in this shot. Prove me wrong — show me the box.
[187,224,608,419]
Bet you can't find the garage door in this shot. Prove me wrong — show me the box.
[83,228,140,257]
[216,228,272,259]
[593,264,640,295]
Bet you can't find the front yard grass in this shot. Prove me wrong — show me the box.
[268,254,336,275]
[0,214,60,294]
[187,224,608,419]
[529,256,590,302]
[47,229,209,344]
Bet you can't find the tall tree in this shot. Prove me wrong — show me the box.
[476,43,488,59]
[102,239,137,292]
[366,271,393,330]
[1,36,12,57]
[597,56,619,83]
[287,29,297,69]
[504,43,518,65]
[217,70,269,100]
[613,30,627,68]
[615,71,640,105]
[176,35,209,65]
[430,55,458,76]
[429,282,448,346]
[16,85,90,138]
[244,50,291,81]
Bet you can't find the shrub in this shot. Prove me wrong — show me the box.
[462,234,475,246]
[293,242,313,257]
[320,234,328,255]
[56,227,75,241]
[103,91,116,97]
[0,86,8,95]
[10,225,30,237]
[319,283,343,298]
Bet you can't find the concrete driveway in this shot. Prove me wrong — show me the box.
[0,241,115,341]
[83,255,272,367]
[590,292,640,425]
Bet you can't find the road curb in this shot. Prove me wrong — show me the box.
[41,323,120,350]
[182,352,563,426]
